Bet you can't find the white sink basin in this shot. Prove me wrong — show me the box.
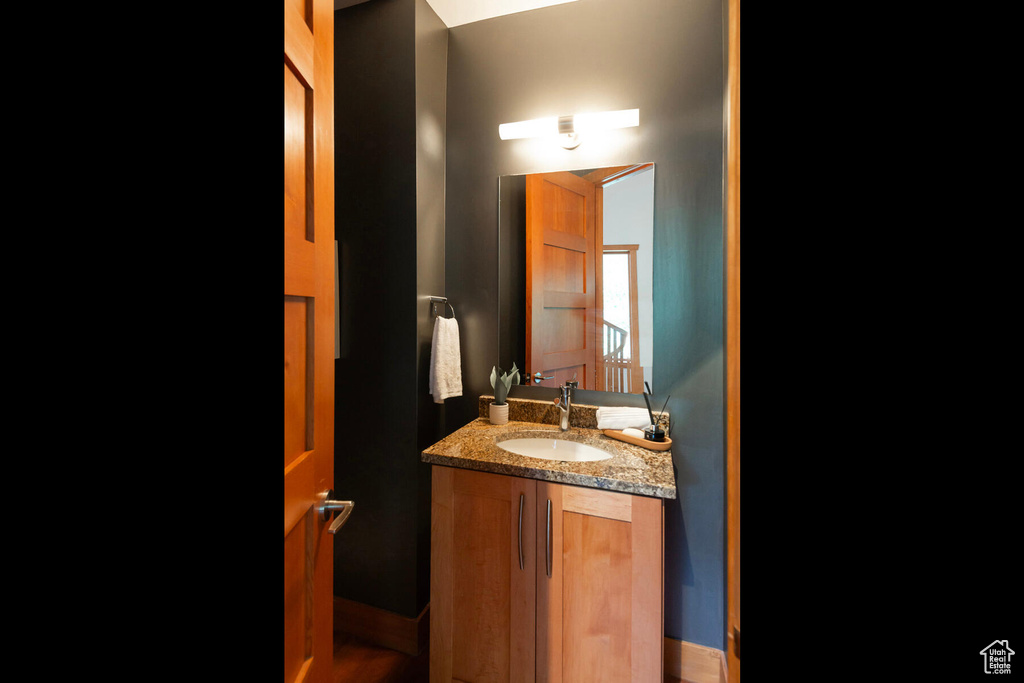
[497,437,613,462]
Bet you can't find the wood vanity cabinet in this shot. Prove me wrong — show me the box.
[430,465,664,683]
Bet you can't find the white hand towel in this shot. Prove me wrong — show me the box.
[429,316,463,403]
[596,407,653,430]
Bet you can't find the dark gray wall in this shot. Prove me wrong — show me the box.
[414,0,448,616]
[497,174,526,366]
[444,0,727,649]
[333,0,446,619]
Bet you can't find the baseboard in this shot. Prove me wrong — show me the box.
[333,597,429,657]
[333,602,720,678]
[664,637,727,683]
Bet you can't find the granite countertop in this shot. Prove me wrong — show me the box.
[420,397,676,500]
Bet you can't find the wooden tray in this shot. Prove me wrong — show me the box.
[602,429,672,451]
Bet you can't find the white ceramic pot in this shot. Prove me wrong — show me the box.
[489,402,509,425]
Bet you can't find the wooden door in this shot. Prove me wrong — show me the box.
[726,0,740,680]
[284,0,334,680]
[526,172,599,389]
[536,482,663,683]
[431,466,537,683]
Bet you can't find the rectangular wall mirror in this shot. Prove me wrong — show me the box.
[498,163,655,395]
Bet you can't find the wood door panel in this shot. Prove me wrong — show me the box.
[561,485,632,522]
[542,247,584,292]
[562,512,633,682]
[284,65,315,298]
[284,0,314,85]
[283,64,307,237]
[526,172,598,388]
[535,482,563,683]
[284,296,312,467]
[284,504,314,683]
[628,495,663,682]
[540,312,584,352]
[284,451,315,536]
[452,492,511,682]
[284,0,333,679]
[432,467,537,683]
[285,0,306,18]
[538,180,587,237]
[537,483,664,683]
[430,467,455,683]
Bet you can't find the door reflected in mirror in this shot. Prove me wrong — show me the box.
[498,164,655,395]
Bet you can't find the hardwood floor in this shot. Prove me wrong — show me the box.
[333,629,686,682]
[333,631,428,683]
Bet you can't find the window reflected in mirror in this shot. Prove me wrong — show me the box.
[602,246,642,393]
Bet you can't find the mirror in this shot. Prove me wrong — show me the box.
[498,164,655,395]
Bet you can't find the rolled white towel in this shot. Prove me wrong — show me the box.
[596,407,652,430]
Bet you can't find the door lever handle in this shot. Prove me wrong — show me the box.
[317,490,354,535]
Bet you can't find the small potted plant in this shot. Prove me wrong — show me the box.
[488,363,520,425]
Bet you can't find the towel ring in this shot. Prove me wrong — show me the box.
[429,296,455,319]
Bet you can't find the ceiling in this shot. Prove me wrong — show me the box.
[333,0,579,28]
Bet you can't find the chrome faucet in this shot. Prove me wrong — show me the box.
[556,377,579,431]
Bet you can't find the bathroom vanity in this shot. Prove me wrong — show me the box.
[422,397,676,682]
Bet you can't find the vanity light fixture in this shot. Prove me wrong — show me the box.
[498,108,639,149]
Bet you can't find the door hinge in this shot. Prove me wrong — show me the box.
[733,626,740,660]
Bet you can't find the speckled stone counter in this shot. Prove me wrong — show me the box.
[421,398,676,499]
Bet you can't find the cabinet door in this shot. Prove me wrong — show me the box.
[536,482,663,683]
[431,466,538,683]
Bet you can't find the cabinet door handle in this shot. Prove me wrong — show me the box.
[546,499,552,578]
[518,493,525,570]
